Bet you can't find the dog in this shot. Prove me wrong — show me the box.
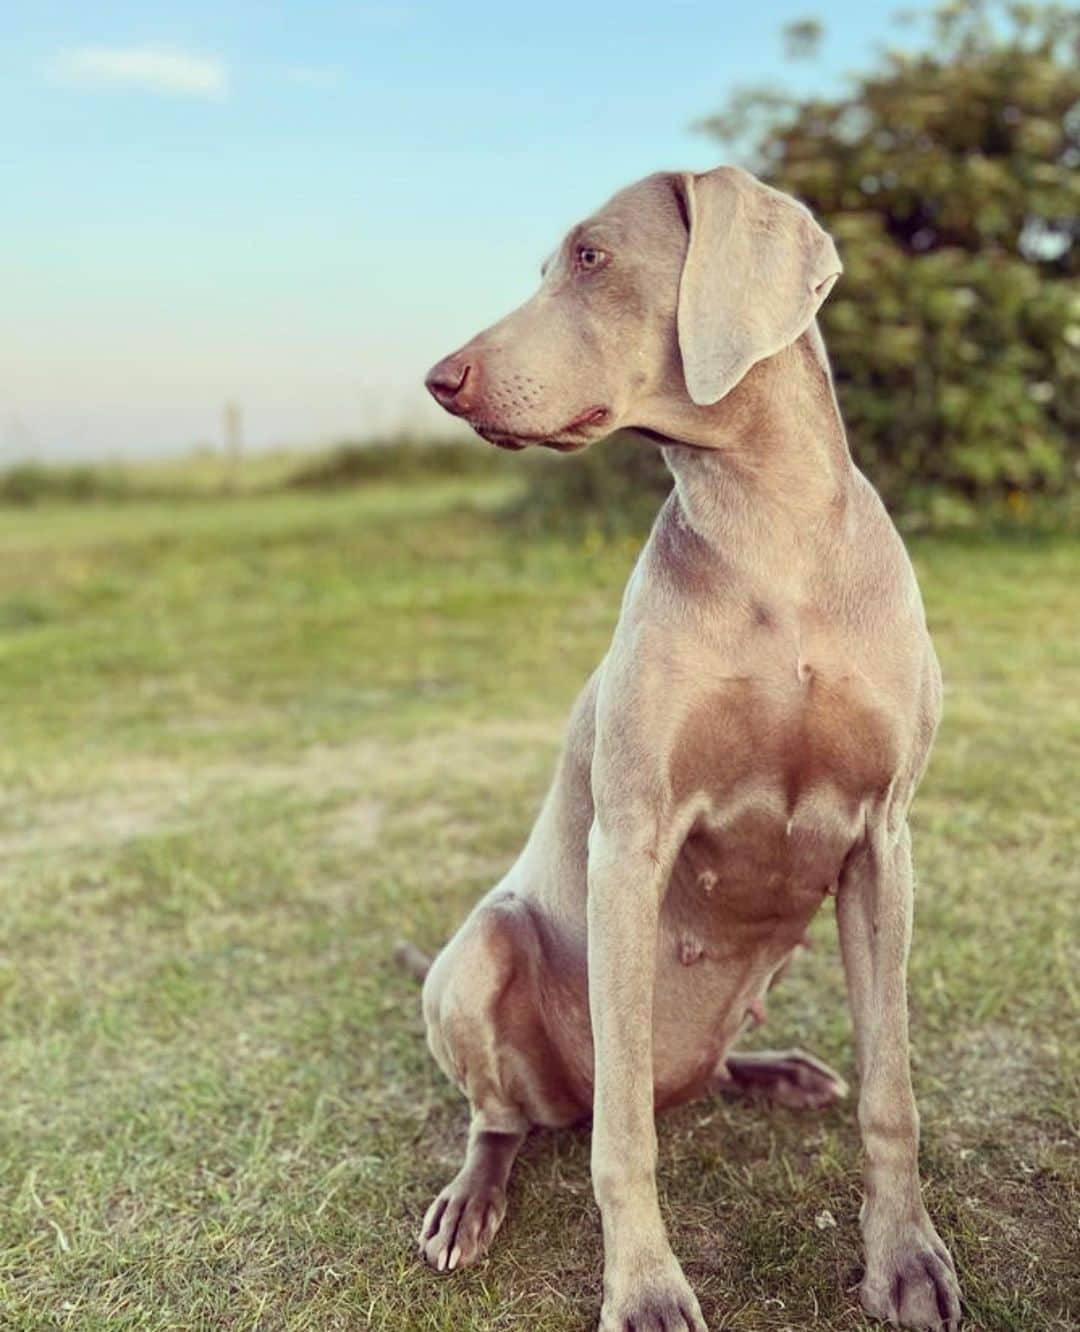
[415,165,961,1331]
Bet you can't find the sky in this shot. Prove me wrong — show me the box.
[1,1,910,460]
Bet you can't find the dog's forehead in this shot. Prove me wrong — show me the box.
[576,172,683,245]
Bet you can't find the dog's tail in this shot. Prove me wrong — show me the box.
[394,940,432,982]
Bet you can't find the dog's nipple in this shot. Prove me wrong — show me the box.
[678,936,704,966]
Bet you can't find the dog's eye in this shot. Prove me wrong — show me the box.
[576,245,607,272]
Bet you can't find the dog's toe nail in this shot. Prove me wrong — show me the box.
[448,1244,461,1270]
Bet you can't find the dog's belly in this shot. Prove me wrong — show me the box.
[531,794,859,1116]
[649,791,859,1106]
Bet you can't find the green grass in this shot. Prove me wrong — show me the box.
[1,477,1077,1330]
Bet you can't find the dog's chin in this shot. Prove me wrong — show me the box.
[471,406,610,454]
[473,426,530,452]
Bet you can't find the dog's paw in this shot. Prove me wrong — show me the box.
[599,1254,707,1332]
[861,1217,961,1329]
[418,1175,507,1273]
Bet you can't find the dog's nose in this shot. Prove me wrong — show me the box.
[425,356,473,415]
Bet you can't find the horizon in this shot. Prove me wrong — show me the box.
[3,1,912,462]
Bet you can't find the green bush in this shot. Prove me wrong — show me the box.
[285,433,511,489]
[503,434,670,534]
[0,462,132,506]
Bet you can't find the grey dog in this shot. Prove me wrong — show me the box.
[415,165,961,1332]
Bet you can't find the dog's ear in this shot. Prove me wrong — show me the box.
[674,166,841,406]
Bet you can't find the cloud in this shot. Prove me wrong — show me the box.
[48,45,228,97]
[281,66,342,91]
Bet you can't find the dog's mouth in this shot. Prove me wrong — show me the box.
[472,406,609,453]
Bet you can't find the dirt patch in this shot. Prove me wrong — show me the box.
[323,798,383,851]
[0,717,559,865]
[0,786,192,860]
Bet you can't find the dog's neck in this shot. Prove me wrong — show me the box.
[639,327,854,547]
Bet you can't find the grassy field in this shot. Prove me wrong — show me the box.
[1,476,1077,1331]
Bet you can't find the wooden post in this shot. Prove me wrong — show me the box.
[223,400,243,492]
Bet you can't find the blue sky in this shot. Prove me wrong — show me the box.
[2,1,908,459]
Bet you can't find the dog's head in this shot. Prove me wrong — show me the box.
[425,166,841,452]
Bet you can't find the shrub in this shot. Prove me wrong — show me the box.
[0,462,131,506]
[285,433,510,489]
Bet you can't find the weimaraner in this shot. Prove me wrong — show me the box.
[416,165,961,1331]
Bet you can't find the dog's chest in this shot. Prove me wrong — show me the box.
[666,648,904,919]
[679,648,899,781]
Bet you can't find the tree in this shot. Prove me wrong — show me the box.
[699,0,1079,515]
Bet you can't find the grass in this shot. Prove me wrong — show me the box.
[0,474,1077,1331]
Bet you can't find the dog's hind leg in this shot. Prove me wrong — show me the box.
[418,1121,526,1271]
[715,1049,848,1109]
[417,893,583,1271]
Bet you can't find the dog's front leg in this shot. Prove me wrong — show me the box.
[587,809,707,1332]
[837,821,961,1330]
